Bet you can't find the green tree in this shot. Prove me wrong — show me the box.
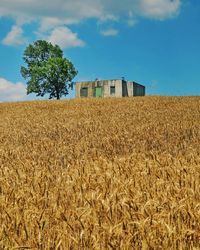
[21,40,78,100]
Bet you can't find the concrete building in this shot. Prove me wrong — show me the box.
[75,79,145,98]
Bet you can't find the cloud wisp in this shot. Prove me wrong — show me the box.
[2,25,27,46]
[100,28,119,37]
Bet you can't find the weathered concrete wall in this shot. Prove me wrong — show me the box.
[76,79,123,98]
[75,81,95,98]
[133,82,145,96]
[75,79,145,98]
[127,82,133,96]
[127,82,145,96]
[122,80,126,97]
[116,80,123,97]
[95,79,123,97]
[103,80,122,97]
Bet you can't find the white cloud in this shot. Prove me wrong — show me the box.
[39,17,79,32]
[0,0,182,46]
[0,0,181,25]
[2,25,27,46]
[0,0,103,25]
[100,28,119,37]
[0,78,28,102]
[139,0,181,20]
[47,26,85,49]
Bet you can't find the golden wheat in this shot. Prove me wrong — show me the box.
[0,96,200,249]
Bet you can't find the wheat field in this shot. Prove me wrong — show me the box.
[0,96,200,249]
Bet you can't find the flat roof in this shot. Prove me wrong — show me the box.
[76,79,121,82]
[76,79,145,87]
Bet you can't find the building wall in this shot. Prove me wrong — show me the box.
[133,82,145,96]
[76,80,123,98]
[103,80,122,97]
[75,79,145,98]
[122,80,128,97]
[127,81,133,96]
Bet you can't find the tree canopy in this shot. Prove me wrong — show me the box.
[21,40,78,100]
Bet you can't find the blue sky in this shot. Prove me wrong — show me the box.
[0,0,199,102]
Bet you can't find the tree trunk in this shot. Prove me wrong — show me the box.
[55,87,60,100]
[56,93,60,100]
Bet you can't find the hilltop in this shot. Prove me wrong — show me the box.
[0,97,200,249]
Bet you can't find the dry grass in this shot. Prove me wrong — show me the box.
[0,96,200,249]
